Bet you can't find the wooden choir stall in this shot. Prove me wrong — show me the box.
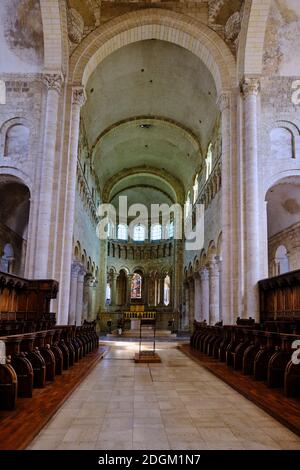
[0,272,99,412]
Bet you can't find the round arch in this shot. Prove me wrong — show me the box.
[103,165,184,204]
[264,170,300,195]
[0,167,33,193]
[69,9,236,94]
[243,0,272,76]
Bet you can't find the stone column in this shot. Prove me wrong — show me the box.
[126,274,133,306]
[217,92,232,324]
[35,73,63,278]
[188,279,195,327]
[209,260,220,325]
[143,274,149,306]
[200,267,209,323]
[194,273,202,322]
[75,268,86,325]
[159,275,165,306]
[184,282,190,329]
[58,86,87,324]
[110,272,117,306]
[87,277,97,321]
[241,77,260,320]
[69,262,81,324]
[83,274,92,321]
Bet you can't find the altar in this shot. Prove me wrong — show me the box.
[123,304,156,330]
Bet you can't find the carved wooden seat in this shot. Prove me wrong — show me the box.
[20,334,46,388]
[2,334,33,398]
[0,357,18,410]
[254,332,281,381]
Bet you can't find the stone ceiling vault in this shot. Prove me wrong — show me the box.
[82,39,219,204]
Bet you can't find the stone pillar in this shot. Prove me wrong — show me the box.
[209,260,220,325]
[58,86,87,324]
[184,282,190,329]
[188,279,195,327]
[69,262,81,324]
[110,272,117,306]
[126,274,133,305]
[159,276,165,306]
[87,277,97,321]
[83,274,92,321]
[143,274,149,306]
[194,273,202,322]
[241,77,260,320]
[217,92,232,324]
[200,267,209,322]
[75,268,85,325]
[35,73,63,278]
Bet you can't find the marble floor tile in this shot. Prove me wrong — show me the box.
[28,342,300,451]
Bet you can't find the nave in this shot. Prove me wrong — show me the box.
[29,343,300,451]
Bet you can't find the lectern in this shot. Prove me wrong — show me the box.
[134,318,161,363]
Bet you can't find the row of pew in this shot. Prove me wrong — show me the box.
[190,320,300,398]
[0,321,99,410]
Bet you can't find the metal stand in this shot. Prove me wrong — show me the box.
[134,319,161,363]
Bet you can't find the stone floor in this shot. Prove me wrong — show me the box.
[28,342,300,450]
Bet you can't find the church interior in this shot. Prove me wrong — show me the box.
[1,0,300,452]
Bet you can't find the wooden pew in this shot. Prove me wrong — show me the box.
[3,334,33,397]
[253,331,281,381]
[267,334,298,388]
[34,331,56,382]
[20,333,46,388]
[0,357,18,410]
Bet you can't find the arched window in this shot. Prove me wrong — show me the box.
[270,128,293,159]
[105,283,111,305]
[206,143,213,181]
[0,243,14,274]
[117,223,128,240]
[151,224,162,241]
[133,224,146,241]
[168,221,174,239]
[4,124,30,158]
[275,245,289,275]
[164,275,171,306]
[131,273,142,299]
[185,191,191,219]
[193,174,199,203]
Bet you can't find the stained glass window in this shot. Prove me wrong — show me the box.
[131,273,142,299]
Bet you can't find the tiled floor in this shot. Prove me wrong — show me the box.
[28,342,300,450]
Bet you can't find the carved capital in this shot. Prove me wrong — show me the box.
[216,92,230,112]
[72,86,86,107]
[43,73,63,94]
[241,77,260,98]
[200,267,209,281]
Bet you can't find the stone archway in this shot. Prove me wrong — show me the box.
[69,8,236,93]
